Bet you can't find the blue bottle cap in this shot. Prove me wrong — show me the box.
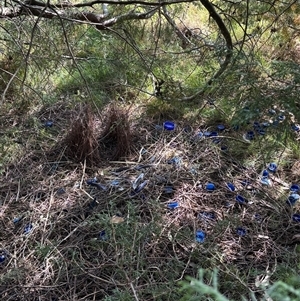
[236,195,247,204]
[290,184,300,192]
[236,227,246,236]
[226,183,235,191]
[286,194,300,206]
[195,230,206,243]
[204,131,212,137]
[206,183,215,191]
[262,170,269,177]
[167,202,179,209]
[291,124,300,132]
[268,109,276,115]
[268,163,277,172]
[24,223,33,234]
[217,124,225,131]
[99,230,108,241]
[196,132,204,138]
[210,131,218,137]
[163,121,175,131]
[292,214,300,222]
[44,120,54,128]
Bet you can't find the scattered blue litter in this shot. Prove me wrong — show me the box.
[278,115,285,121]
[210,131,218,137]
[132,173,144,190]
[240,180,250,186]
[287,194,300,206]
[292,214,300,222]
[260,177,271,186]
[226,183,235,191]
[134,180,148,193]
[253,121,260,128]
[99,230,108,241]
[261,122,270,127]
[199,212,215,220]
[13,217,22,224]
[236,195,247,204]
[195,131,204,138]
[163,186,174,194]
[204,131,212,137]
[217,124,225,131]
[167,202,179,209]
[268,163,277,172]
[236,227,247,236]
[221,145,228,151]
[290,184,300,192]
[24,224,33,234]
[163,121,175,131]
[206,183,215,191]
[291,124,300,132]
[44,120,54,128]
[110,179,120,187]
[262,170,269,177]
[268,109,276,115]
[195,230,206,243]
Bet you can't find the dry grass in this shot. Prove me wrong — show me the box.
[0,102,300,300]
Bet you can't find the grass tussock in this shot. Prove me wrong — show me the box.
[99,104,132,160]
[64,103,100,164]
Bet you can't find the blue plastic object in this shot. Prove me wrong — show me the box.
[287,194,300,206]
[226,183,235,192]
[195,230,206,243]
[291,124,300,132]
[278,115,285,121]
[290,184,300,192]
[268,109,276,115]
[236,227,246,236]
[236,195,247,204]
[204,131,212,137]
[163,121,175,131]
[167,157,181,166]
[196,132,204,138]
[86,178,107,191]
[268,163,277,172]
[99,230,108,241]
[260,177,271,186]
[44,120,53,128]
[262,170,269,177]
[24,224,33,234]
[206,183,215,191]
[292,214,300,222]
[261,122,270,127]
[257,128,266,135]
[167,202,179,209]
[210,131,218,137]
[253,121,260,128]
[217,124,225,131]
[220,145,228,151]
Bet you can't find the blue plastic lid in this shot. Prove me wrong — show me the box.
[217,124,225,131]
[236,195,247,204]
[206,183,215,191]
[261,122,270,127]
[268,162,277,172]
[199,211,215,220]
[236,227,246,236]
[286,194,300,206]
[204,131,212,137]
[163,121,175,131]
[292,214,300,222]
[195,230,206,243]
[210,131,218,137]
[226,183,235,191]
[278,115,285,121]
[260,177,271,186]
[24,224,33,234]
[167,202,179,209]
[262,170,269,177]
[291,124,300,132]
[290,184,300,192]
[0,254,6,263]
[268,109,276,115]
